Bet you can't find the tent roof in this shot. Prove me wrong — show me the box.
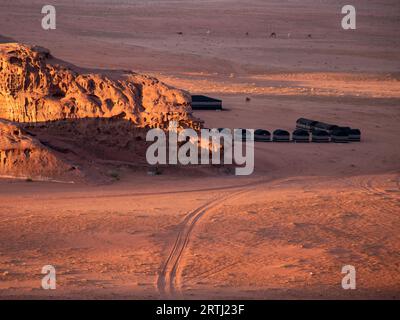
[255,129,270,135]
[293,129,310,136]
[314,122,338,130]
[192,95,222,103]
[312,130,330,136]
[273,129,290,135]
[296,118,317,125]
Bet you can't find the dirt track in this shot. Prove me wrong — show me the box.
[0,0,399,299]
[157,189,251,297]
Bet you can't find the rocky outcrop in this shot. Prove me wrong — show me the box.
[0,43,207,182]
[0,43,201,130]
[0,119,80,180]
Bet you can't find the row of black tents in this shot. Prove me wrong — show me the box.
[294,118,361,143]
[191,96,361,142]
[232,118,361,143]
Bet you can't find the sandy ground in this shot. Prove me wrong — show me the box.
[0,0,399,299]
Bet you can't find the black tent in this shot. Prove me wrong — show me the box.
[313,122,339,134]
[349,129,361,142]
[296,118,360,142]
[311,130,330,143]
[335,126,352,134]
[254,129,271,142]
[331,129,349,143]
[292,129,310,143]
[273,129,290,142]
[191,95,222,110]
[296,118,317,131]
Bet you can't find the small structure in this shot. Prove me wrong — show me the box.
[254,129,271,142]
[313,122,339,134]
[331,129,349,143]
[295,118,360,143]
[335,126,352,134]
[292,129,310,143]
[273,129,290,142]
[191,95,222,110]
[296,118,318,131]
[311,130,330,143]
[349,129,361,142]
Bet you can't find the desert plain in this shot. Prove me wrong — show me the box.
[0,0,399,299]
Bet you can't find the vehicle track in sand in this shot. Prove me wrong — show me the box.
[156,188,251,297]
[156,177,291,298]
[340,174,400,237]
[356,175,400,200]
[341,174,400,204]
[28,179,269,202]
[156,174,399,298]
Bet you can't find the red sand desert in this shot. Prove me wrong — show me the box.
[0,0,399,299]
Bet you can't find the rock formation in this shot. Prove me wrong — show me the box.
[0,43,201,130]
[0,119,80,180]
[0,43,204,181]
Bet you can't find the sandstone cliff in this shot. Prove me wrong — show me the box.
[0,43,204,181]
[0,43,201,130]
[0,119,80,180]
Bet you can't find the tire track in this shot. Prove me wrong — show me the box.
[159,174,398,297]
[341,175,400,203]
[155,176,309,298]
[31,179,268,202]
[340,175,400,233]
[156,188,251,297]
[358,175,399,200]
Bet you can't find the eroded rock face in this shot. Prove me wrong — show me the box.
[0,43,201,129]
[0,43,206,181]
[0,119,80,180]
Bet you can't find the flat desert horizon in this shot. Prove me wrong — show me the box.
[0,0,399,300]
